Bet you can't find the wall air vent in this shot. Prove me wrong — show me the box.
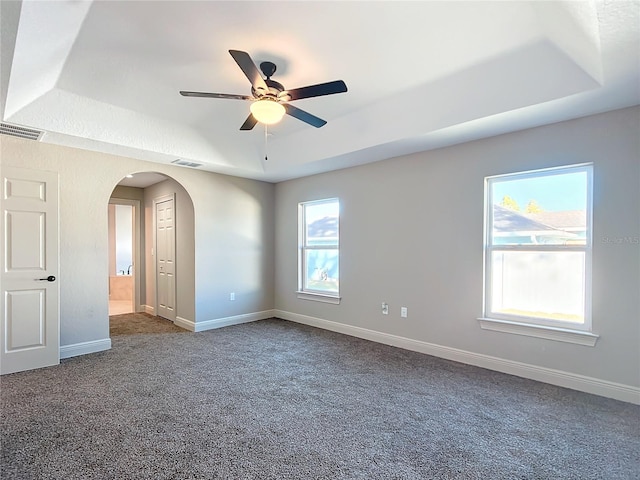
[0,123,44,141]
[171,159,202,168]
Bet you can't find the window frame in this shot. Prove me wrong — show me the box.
[297,198,340,304]
[481,164,595,342]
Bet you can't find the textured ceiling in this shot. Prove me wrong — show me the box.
[2,1,639,183]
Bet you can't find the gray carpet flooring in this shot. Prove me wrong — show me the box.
[1,318,639,479]
[109,312,188,336]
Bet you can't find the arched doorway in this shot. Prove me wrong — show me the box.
[108,172,195,326]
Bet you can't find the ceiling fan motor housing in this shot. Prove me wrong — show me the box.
[252,78,286,101]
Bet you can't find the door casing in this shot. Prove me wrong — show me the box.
[109,198,141,314]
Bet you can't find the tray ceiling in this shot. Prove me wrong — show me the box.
[2,1,639,182]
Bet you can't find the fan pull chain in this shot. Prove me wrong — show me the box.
[264,124,268,161]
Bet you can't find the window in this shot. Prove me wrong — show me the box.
[298,198,340,303]
[481,164,596,343]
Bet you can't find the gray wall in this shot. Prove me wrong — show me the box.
[1,137,275,346]
[188,171,275,322]
[274,106,640,388]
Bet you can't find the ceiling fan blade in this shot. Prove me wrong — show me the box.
[180,91,252,100]
[240,114,258,131]
[228,50,268,93]
[284,104,327,128]
[281,80,347,102]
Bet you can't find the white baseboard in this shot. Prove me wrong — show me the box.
[174,316,195,331]
[176,309,275,333]
[60,338,112,359]
[274,310,640,405]
[142,304,155,315]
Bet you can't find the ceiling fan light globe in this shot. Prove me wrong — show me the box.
[250,100,285,125]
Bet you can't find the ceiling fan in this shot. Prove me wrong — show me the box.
[180,50,347,130]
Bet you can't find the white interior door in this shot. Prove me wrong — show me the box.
[156,196,176,321]
[1,166,59,375]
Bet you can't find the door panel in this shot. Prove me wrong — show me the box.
[5,289,45,350]
[6,211,45,270]
[1,167,59,374]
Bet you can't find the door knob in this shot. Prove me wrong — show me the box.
[38,275,56,282]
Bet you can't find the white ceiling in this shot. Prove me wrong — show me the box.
[2,1,639,184]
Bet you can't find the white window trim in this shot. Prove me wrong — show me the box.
[477,317,598,346]
[298,198,340,302]
[296,291,341,304]
[483,164,593,342]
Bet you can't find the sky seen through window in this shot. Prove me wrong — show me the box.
[492,171,587,212]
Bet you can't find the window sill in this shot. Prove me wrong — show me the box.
[296,291,341,304]
[477,317,599,346]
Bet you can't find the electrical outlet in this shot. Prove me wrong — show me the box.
[401,307,408,318]
[382,302,389,315]
[230,292,235,301]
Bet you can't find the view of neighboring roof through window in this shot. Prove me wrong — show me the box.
[491,169,588,246]
[484,164,592,332]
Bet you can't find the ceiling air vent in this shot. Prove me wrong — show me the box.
[0,123,43,141]
[171,159,202,168]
